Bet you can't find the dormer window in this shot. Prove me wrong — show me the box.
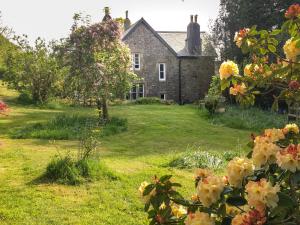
[159,63,166,81]
[132,53,140,70]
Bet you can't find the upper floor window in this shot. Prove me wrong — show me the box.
[159,63,166,81]
[132,53,140,70]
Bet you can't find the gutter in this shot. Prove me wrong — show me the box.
[178,58,182,105]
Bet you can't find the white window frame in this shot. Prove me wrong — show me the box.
[129,83,144,100]
[159,63,166,81]
[132,53,140,71]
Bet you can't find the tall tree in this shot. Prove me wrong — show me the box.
[211,0,296,62]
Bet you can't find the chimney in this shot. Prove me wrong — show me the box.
[124,10,131,31]
[102,7,112,22]
[186,14,201,55]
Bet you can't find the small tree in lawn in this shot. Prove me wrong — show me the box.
[64,9,135,122]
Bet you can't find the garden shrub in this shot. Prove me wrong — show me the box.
[16,92,34,105]
[134,97,175,105]
[101,116,128,137]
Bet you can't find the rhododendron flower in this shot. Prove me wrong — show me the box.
[138,181,156,203]
[185,211,215,225]
[264,128,285,143]
[0,101,8,111]
[244,64,259,78]
[197,175,225,207]
[283,123,300,134]
[276,144,300,172]
[195,168,212,179]
[232,209,267,225]
[234,28,250,48]
[285,4,300,19]
[219,61,239,80]
[283,38,300,61]
[252,136,281,168]
[245,179,280,210]
[229,83,247,96]
[227,157,254,188]
[171,204,187,218]
[288,80,300,90]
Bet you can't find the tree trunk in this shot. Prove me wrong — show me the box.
[97,97,109,124]
[101,97,109,123]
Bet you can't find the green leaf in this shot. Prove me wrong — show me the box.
[270,29,281,36]
[291,171,300,187]
[277,192,295,208]
[268,45,276,53]
[143,184,155,196]
[226,196,247,206]
[159,175,172,183]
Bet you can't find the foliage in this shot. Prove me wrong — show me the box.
[200,105,287,132]
[204,76,223,115]
[168,149,240,170]
[211,0,295,61]
[141,5,300,225]
[56,11,135,121]
[135,97,175,105]
[3,38,67,103]
[219,4,300,111]
[10,114,127,140]
[141,123,300,225]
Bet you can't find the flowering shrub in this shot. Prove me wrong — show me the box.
[0,100,8,115]
[219,3,300,109]
[140,5,300,225]
[139,123,300,225]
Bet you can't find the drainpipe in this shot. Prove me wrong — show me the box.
[179,58,182,105]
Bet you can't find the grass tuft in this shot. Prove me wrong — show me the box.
[199,105,287,132]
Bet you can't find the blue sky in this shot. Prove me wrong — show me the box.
[0,0,220,43]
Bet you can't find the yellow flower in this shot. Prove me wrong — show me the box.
[245,179,280,210]
[234,28,250,48]
[283,38,300,61]
[232,214,246,225]
[195,168,212,179]
[252,136,281,168]
[227,157,254,188]
[219,61,239,80]
[244,64,259,77]
[229,83,247,96]
[276,144,300,172]
[283,123,300,134]
[138,181,156,203]
[264,128,285,143]
[171,204,187,218]
[185,211,215,225]
[197,175,225,207]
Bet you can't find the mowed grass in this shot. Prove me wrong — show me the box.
[0,85,251,225]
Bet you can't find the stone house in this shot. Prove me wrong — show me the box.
[122,12,215,104]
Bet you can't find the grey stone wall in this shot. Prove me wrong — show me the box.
[123,24,180,102]
[181,56,215,103]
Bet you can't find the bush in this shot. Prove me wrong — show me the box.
[16,92,34,105]
[134,97,175,105]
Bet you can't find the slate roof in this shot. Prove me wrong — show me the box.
[122,18,206,57]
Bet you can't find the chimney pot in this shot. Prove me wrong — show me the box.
[126,10,129,19]
[195,15,198,23]
[190,15,194,23]
[104,7,110,15]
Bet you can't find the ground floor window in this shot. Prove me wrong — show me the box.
[160,93,166,100]
[127,84,144,100]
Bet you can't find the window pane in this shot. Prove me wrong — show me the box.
[160,94,165,100]
[132,93,137,100]
[160,64,164,71]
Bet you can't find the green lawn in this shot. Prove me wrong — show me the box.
[0,86,251,225]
